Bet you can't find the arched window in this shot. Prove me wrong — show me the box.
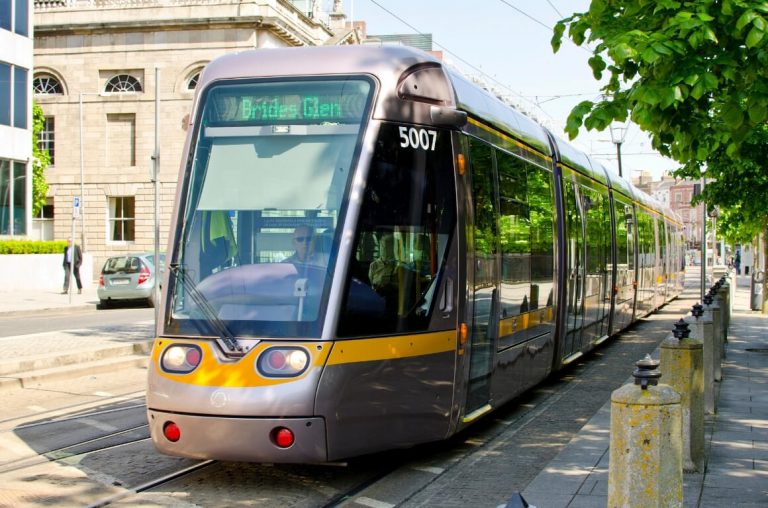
[33,74,64,95]
[187,72,201,91]
[105,74,143,93]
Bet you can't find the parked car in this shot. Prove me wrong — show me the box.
[97,253,165,308]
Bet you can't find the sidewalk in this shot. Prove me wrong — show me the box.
[521,272,768,507]
[0,286,154,391]
[0,286,100,315]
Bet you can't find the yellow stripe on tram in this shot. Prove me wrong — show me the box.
[326,330,457,365]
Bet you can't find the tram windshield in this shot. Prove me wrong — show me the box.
[166,77,373,338]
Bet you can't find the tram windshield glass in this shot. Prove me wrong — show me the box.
[166,77,373,338]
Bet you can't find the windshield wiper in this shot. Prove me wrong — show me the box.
[169,263,244,356]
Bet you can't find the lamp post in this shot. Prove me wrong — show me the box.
[610,123,628,178]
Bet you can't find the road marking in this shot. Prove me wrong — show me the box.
[93,391,114,397]
[355,497,395,508]
[27,405,46,412]
[412,466,444,475]
[81,418,118,432]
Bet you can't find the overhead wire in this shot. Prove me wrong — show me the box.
[546,0,564,19]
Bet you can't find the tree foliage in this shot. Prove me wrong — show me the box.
[31,102,50,218]
[552,0,768,164]
[691,123,768,244]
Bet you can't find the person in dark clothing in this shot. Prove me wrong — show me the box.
[62,240,83,294]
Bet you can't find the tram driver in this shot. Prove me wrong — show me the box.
[284,225,327,266]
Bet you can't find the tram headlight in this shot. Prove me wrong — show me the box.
[257,347,309,377]
[161,344,203,374]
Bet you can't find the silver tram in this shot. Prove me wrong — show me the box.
[147,45,685,463]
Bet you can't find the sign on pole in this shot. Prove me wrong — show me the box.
[73,196,81,218]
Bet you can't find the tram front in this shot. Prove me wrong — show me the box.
[148,56,462,462]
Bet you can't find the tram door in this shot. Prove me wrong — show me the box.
[465,141,498,414]
[562,174,586,359]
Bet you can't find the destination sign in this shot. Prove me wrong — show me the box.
[205,79,372,125]
[240,95,343,122]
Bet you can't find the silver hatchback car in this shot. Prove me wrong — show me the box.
[97,253,165,308]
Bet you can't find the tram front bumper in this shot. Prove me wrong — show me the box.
[147,409,327,463]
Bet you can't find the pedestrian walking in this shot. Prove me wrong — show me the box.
[62,240,83,294]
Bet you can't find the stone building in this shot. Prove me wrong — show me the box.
[32,0,358,275]
[667,179,704,250]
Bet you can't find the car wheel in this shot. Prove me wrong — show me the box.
[147,294,155,308]
[98,299,111,309]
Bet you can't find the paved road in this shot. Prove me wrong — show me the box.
[0,306,153,337]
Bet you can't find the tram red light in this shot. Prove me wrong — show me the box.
[273,427,294,448]
[185,348,202,367]
[163,422,181,442]
[268,350,286,370]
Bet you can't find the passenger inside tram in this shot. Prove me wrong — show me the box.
[368,233,399,293]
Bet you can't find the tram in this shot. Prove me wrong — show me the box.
[147,45,685,463]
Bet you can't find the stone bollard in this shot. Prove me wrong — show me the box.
[661,319,705,472]
[716,277,730,336]
[690,303,717,414]
[704,292,723,382]
[608,356,683,508]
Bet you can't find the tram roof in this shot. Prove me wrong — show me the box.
[200,45,443,84]
[446,70,552,157]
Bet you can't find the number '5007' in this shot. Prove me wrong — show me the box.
[399,126,438,151]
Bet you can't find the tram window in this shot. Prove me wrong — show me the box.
[614,201,629,269]
[471,140,497,290]
[529,166,554,309]
[338,123,456,337]
[496,150,531,317]
[166,77,374,338]
[584,189,609,276]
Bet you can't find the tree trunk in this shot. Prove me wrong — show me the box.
[761,231,767,314]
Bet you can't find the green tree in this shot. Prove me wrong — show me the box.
[552,0,768,164]
[693,124,768,244]
[554,1,768,310]
[31,102,50,217]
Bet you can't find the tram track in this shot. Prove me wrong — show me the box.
[0,404,150,474]
[0,390,145,430]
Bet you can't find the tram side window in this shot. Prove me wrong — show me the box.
[614,202,628,268]
[497,150,531,317]
[529,166,554,310]
[338,123,456,337]
[471,140,497,291]
[584,188,609,276]
[638,212,654,270]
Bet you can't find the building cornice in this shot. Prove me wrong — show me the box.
[34,0,336,47]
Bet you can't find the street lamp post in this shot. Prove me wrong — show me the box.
[610,123,628,178]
